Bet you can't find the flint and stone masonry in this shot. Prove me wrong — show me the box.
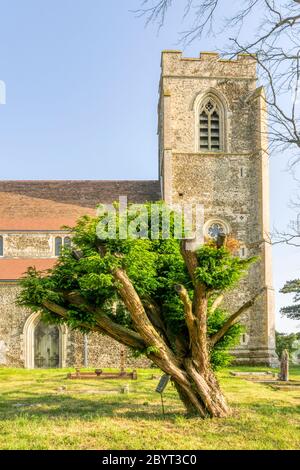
[0,51,277,368]
[159,51,277,365]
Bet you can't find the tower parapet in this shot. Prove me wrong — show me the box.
[161,50,257,80]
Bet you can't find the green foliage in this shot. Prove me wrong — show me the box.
[275,331,299,359]
[195,245,256,290]
[18,201,255,371]
[280,279,300,320]
[208,306,245,370]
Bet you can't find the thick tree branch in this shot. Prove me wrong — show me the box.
[113,268,166,346]
[112,267,183,367]
[64,291,146,350]
[209,289,264,347]
[175,284,194,334]
[180,240,199,284]
[143,297,169,339]
[180,240,209,371]
[174,283,206,364]
[42,300,104,334]
[209,294,224,314]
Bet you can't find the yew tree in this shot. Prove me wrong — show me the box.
[18,203,260,418]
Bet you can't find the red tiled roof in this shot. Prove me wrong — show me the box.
[0,180,161,207]
[0,191,96,230]
[0,192,95,231]
[0,258,57,280]
[0,180,161,231]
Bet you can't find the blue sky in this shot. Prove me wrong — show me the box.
[0,0,299,333]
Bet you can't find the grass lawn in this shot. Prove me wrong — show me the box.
[0,366,299,450]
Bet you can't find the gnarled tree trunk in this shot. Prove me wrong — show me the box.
[39,240,260,419]
[113,255,230,418]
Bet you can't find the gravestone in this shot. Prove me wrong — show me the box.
[279,349,289,382]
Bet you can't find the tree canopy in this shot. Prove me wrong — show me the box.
[18,202,258,418]
[280,279,300,319]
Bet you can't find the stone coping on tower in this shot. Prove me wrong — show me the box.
[161,50,257,79]
[161,50,256,62]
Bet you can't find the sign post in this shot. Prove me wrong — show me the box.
[155,374,171,417]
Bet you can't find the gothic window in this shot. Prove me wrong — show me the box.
[55,236,63,256]
[199,98,221,151]
[0,236,3,256]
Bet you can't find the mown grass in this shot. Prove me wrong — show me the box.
[0,366,299,450]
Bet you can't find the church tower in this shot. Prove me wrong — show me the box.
[158,51,277,365]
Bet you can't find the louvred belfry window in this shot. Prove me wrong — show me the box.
[199,99,221,151]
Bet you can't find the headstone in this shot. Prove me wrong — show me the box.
[279,349,289,382]
[120,384,130,394]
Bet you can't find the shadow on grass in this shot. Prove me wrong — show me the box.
[2,393,299,423]
[0,393,181,421]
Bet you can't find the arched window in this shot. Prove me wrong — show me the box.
[199,98,221,151]
[55,236,63,256]
[0,236,3,257]
[64,237,72,249]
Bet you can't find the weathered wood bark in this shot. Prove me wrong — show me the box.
[111,252,230,418]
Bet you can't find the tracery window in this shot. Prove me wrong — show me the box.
[199,98,221,151]
[207,222,226,240]
[205,220,229,241]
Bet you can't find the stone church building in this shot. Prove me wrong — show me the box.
[0,51,277,369]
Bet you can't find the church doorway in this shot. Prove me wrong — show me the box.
[34,321,60,368]
[23,312,68,369]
